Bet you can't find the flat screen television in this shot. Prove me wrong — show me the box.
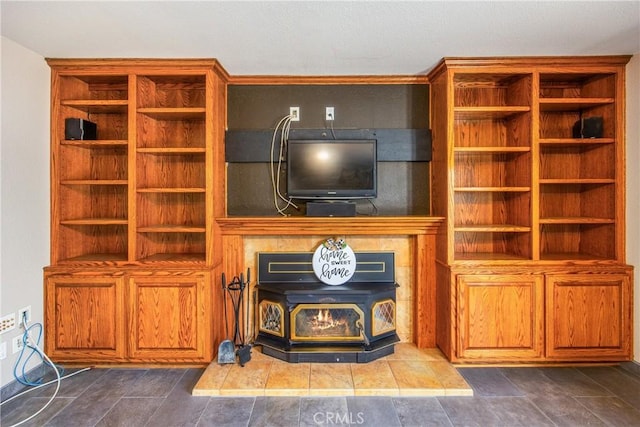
[286,139,377,199]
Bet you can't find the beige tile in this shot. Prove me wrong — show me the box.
[345,236,380,251]
[191,362,232,396]
[397,330,413,343]
[265,362,310,396]
[276,236,320,252]
[388,360,445,396]
[191,343,470,398]
[384,342,426,360]
[394,301,412,342]
[244,236,276,256]
[395,267,413,300]
[351,361,399,396]
[309,363,355,396]
[382,238,411,267]
[384,343,446,361]
[429,361,474,395]
[219,361,272,395]
[418,348,449,361]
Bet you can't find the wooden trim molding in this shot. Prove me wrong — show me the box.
[227,75,429,85]
[216,216,443,236]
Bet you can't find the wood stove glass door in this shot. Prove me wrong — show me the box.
[291,303,365,342]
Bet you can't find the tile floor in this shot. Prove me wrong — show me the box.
[193,344,472,397]
[2,350,640,426]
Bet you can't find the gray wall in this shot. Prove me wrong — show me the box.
[626,54,640,361]
[1,37,50,388]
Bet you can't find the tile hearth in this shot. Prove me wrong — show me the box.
[192,343,472,397]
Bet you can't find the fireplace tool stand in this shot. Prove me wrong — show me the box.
[221,269,252,366]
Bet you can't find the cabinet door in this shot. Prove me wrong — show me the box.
[45,274,126,362]
[457,274,544,361]
[128,272,211,362]
[546,273,631,361]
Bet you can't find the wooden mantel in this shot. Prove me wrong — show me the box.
[216,216,444,348]
[216,216,443,235]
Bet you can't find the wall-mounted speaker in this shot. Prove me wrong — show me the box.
[65,118,97,140]
[572,116,603,139]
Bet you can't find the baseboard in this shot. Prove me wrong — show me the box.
[0,363,45,401]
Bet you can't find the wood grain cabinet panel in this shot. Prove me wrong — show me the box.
[128,273,211,362]
[45,275,126,362]
[546,273,632,361]
[457,274,544,361]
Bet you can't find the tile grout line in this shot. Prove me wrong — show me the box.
[217,365,232,395]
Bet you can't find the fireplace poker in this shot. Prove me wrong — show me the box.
[236,268,252,366]
[225,275,243,346]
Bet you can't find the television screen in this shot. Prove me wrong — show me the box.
[287,139,377,199]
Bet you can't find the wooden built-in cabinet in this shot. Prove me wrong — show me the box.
[45,59,228,363]
[429,56,634,363]
[44,269,212,363]
[45,56,634,366]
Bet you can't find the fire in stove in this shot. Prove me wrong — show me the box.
[254,251,399,363]
[311,309,345,330]
[293,305,363,340]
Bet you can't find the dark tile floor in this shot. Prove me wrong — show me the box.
[2,363,640,426]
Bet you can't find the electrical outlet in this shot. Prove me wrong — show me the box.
[0,342,7,360]
[326,107,335,121]
[290,106,300,121]
[0,313,16,334]
[12,335,25,354]
[18,306,31,327]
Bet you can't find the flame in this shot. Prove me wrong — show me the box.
[317,309,332,323]
[312,308,347,331]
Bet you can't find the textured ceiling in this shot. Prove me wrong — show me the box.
[1,1,639,75]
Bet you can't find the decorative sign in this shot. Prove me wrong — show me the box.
[312,238,356,285]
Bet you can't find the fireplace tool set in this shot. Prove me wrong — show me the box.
[218,268,252,366]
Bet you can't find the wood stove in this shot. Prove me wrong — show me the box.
[255,252,399,363]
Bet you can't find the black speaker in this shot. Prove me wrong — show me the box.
[306,201,356,217]
[572,116,603,139]
[65,118,97,140]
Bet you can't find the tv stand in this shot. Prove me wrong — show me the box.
[306,201,356,217]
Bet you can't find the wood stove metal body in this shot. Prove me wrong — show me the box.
[255,252,399,363]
